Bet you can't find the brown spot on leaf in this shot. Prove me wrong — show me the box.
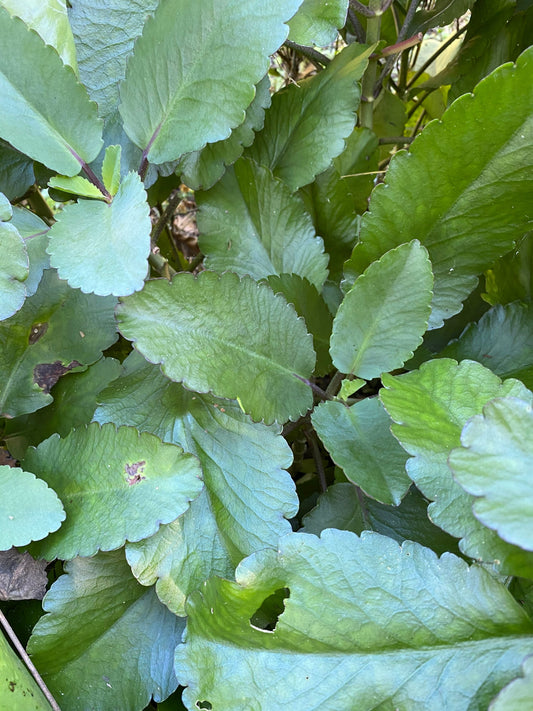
[0,447,17,467]
[28,322,48,345]
[33,360,81,393]
[125,461,146,486]
[9,681,16,692]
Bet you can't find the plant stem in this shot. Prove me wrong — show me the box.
[148,249,177,279]
[81,161,112,202]
[359,0,384,129]
[0,610,62,711]
[151,191,183,246]
[304,427,328,493]
[347,7,365,43]
[325,370,345,398]
[405,24,468,91]
[25,186,55,226]
[378,135,415,145]
[293,374,334,401]
[283,40,330,68]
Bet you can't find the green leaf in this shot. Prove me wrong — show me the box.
[0,0,78,70]
[0,7,102,176]
[337,377,365,401]
[117,271,315,424]
[10,207,50,297]
[0,465,64,550]
[302,484,460,555]
[119,0,303,164]
[0,631,52,710]
[288,0,349,46]
[23,422,203,560]
[94,351,297,615]
[28,551,183,710]
[101,144,122,196]
[409,0,476,34]
[345,48,533,328]
[247,43,372,190]
[312,398,410,504]
[441,302,533,388]
[484,232,533,305]
[380,358,533,576]
[0,191,11,221]
[178,75,271,191]
[490,656,533,710]
[265,274,333,375]
[0,140,35,201]
[47,172,151,296]
[198,158,328,288]
[176,530,533,711]
[47,175,106,200]
[0,269,117,418]
[449,397,533,551]
[0,221,28,321]
[299,127,378,281]
[331,240,433,378]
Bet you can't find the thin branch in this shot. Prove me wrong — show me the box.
[151,191,183,246]
[340,169,386,178]
[378,135,415,145]
[304,427,328,493]
[349,0,377,18]
[0,610,62,711]
[405,24,468,90]
[293,374,334,401]
[283,39,331,68]
[347,7,366,43]
[407,88,435,118]
[325,370,345,398]
[148,249,177,279]
[397,0,422,42]
[81,161,112,202]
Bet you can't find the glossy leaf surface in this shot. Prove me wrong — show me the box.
[288,0,349,45]
[0,220,28,321]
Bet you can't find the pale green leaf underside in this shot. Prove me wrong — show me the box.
[346,47,533,328]
[23,422,203,560]
[450,397,533,551]
[248,42,372,190]
[380,359,533,577]
[331,240,433,379]
[47,172,151,296]
[28,552,183,710]
[119,0,303,164]
[288,0,349,46]
[94,351,297,616]
[116,271,315,424]
[0,7,102,175]
[176,530,533,711]
[0,269,117,418]
[1,0,78,70]
[490,656,533,710]
[312,398,410,505]
[0,221,28,321]
[0,465,65,550]
[198,158,328,288]
[48,174,106,200]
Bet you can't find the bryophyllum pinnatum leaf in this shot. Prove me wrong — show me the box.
[345,47,533,328]
[176,530,533,711]
[179,74,271,191]
[449,397,533,551]
[0,465,64,550]
[47,172,151,296]
[288,0,349,46]
[119,0,303,164]
[0,7,102,176]
[247,42,372,191]
[0,219,28,321]
[23,422,203,560]
[197,158,328,288]
[0,269,117,418]
[441,302,533,388]
[28,551,183,711]
[380,358,533,576]
[0,631,51,710]
[490,656,533,709]
[484,232,533,306]
[117,272,315,424]
[10,207,50,297]
[94,351,297,615]
[331,240,433,379]
[312,398,410,505]
[0,139,35,201]
[48,174,107,200]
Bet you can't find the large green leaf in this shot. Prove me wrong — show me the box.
[0,465,64,550]
[247,42,372,190]
[117,272,315,424]
[47,172,151,296]
[0,0,78,70]
[197,158,328,288]
[345,48,533,328]
[179,75,271,191]
[302,483,460,555]
[490,656,533,710]
[0,631,52,710]
[23,422,203,560]
[0,269,117,418]
[409,0,476,34]
[94,351,298,615]
[119,0,303,164]
[299,127,378,281]
[288,0,349,45]
[312,398,410,505]
[449,397,533,551]
[485,232,533,305]
[380,358,533,576]
[0,219,28,321]
[441,302,533,388]
[0,7,102,175]
[28,551,183,711]
[10,207,50,296]
[331,240,433,379]
[176,530,533,711]
[0,140,34,201]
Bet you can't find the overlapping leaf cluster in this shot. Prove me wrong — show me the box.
[0,0,532,709]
